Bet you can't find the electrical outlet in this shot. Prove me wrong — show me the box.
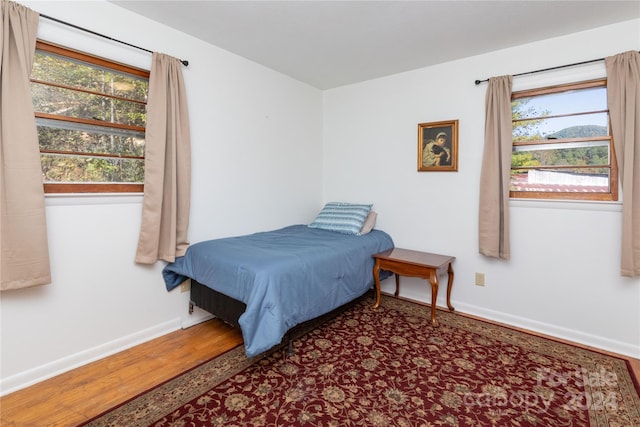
[180,280,190,293]
[475,272,485,286]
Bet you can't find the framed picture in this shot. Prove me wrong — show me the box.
[418,120,458,172]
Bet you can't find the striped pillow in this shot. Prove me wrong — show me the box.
[308,202,373,235]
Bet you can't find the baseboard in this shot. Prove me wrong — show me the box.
[180,304,214,329]
[379,285,640,359]
[0,318,182,396]
[3,297,636,396]
[450,301,640,359]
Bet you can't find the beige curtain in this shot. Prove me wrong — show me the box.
[606,51,640,277]
[0,1,51,291]
[478,75,513,260]
[135,53,191,264]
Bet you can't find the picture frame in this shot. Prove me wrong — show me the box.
[418,119,458,172]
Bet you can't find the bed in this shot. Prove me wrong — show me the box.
[162,221,394,357]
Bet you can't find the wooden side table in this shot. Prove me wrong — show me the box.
[372,248,455,326]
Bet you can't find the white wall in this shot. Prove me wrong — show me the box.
[323,20,640,358]
[0,1,323,394]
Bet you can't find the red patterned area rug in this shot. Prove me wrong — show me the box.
[83,295,640,427]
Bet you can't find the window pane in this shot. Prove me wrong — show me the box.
[510,80,616,201]
[513,112,609,141]
[515,86,607,118]
[41,153,144,184]
[32,82,146,127]
[32,51,148,102]
[512,140,610,167]
[32,42,149,193]
[511,169,611,193]
[36,118,144,157]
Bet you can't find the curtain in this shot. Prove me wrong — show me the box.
[606,51,640,277]
[478,75,513,260]
[135,53,191,264]
[0,1,51,291]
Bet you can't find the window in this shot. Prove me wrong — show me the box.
[510,79,618,201]
[31,41,150,193]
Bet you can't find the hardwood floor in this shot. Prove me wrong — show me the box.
[1,302,639,427]
[0,319,244,427]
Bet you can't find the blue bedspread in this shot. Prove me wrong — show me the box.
[163,225,394,357]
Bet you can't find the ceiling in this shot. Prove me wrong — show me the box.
[111,1,640,90]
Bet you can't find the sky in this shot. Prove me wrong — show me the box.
[519,86,608,137]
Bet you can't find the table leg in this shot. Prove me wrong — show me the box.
[394,273,400,297]
[429,269,439,327]
[446,262,455,312]
[372,260,381,309]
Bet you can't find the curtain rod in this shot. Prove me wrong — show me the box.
[474,52,640,85]
[39,13,189,67]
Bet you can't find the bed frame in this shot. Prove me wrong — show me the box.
[188,279,368,355]
[189,279,246,329]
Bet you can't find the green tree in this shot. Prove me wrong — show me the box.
[511,99,548,142]
[32,51,147,184]
[511,152,540,168]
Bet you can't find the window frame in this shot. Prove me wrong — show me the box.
[33,40,150,194]
[510,78,618,202]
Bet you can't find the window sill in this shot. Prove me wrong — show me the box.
[510,198,622,212]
